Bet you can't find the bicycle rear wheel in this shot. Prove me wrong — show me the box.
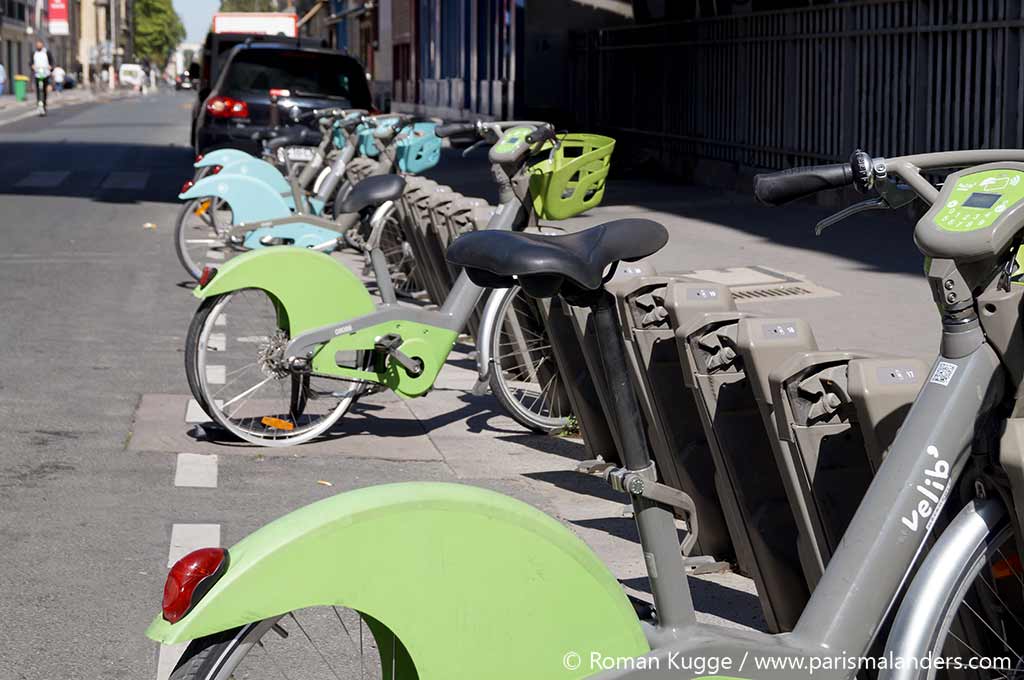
[367,210,424,299]
[175,197,234,280]
[185,289,363,446]
[170,607,407,679]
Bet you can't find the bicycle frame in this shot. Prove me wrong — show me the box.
[592,150,1024,679]
[163,141,1024,678]
[279,169,528,397]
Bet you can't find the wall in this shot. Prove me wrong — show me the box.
[520,0,631,123]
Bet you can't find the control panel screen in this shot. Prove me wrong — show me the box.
[963,192,1001,209]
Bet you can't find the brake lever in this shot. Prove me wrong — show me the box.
[461,138,488,158]
[814,180,918,235]
[814,197,887,235]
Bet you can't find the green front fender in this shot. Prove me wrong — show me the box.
[146,482,649,679]
[194,247,375,336]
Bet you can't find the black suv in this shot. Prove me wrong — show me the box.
[191,41,372,154]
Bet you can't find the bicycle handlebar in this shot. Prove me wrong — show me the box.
[436,122,477,138]
[754,163,854,206]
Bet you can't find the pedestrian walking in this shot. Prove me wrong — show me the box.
[53,66,65,93]
[0,63,7,96]
[31,40,53,116]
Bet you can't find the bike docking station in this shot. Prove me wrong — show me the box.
[607,274,738,564]
[767,349,929,588]
[671,299,929,632]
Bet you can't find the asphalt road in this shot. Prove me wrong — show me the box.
[0,92,488,678]
[0,92,218,678]
[0,91,940,678]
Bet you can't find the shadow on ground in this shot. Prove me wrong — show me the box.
[0,141,193,203]
[620,576,768,631]
[423,148,925,277]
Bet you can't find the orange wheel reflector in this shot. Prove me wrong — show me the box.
[991,553,1022,579]
[194,199,212,217]
[261,416,295,431]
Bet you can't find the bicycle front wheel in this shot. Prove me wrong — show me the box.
[185,289,363,446]
[488,286,572,435]
[887,499,1024,680]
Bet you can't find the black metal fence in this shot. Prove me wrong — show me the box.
[569,0,1024,174]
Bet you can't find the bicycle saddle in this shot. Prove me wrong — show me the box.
[337,174,407,214]
[446,218,668,299]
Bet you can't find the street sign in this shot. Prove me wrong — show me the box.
[49,0,68,35]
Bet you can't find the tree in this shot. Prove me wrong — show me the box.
[133,0,185,66]
[219,0,280,12]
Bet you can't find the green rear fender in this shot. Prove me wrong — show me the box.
[194,247,375,336]
[147,482,649,679]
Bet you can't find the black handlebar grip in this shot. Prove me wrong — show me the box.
[753,163,854,206]
[435,122,477,138]
[526,127,556,145]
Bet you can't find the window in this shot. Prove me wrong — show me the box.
[223,50,370,106]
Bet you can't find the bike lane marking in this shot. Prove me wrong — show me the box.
[174,453,218,488]
[205,365,226,384]
[185,398,222,424]
[14,171,69,188]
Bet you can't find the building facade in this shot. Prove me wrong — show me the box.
[382,0,631,122]
[2,0,80,81]
[77,0,127,85]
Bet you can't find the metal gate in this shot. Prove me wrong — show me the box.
[569,0,1024,171]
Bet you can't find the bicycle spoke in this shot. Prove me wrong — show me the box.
[288,612,344,680]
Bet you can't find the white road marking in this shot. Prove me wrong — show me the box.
[156,642,189,680]
[174,453,218,488]
[101,171,149,190]
[208,333,226,351]
[15,171,70,188]
[167,523,221,567]
[184,398,223,424]
[214,315,226,327]
[236,335,270,343]
[204,249,225,261]
[206,365,226,384]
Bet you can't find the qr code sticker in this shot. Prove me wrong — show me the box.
[930,361,958,386]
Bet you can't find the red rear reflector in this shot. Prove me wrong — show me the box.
[199,266,218,287]
[195,153,204,164]
[210,166,222,175]
[162,547,229,623]
[180,179,195,194]
[269,88,291,98]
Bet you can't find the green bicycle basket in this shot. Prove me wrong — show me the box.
[528,133,615,220]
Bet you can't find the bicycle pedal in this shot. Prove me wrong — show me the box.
[373,334,423,377]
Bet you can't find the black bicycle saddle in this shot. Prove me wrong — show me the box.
[337,175,407,214]
[446,218,668,299]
